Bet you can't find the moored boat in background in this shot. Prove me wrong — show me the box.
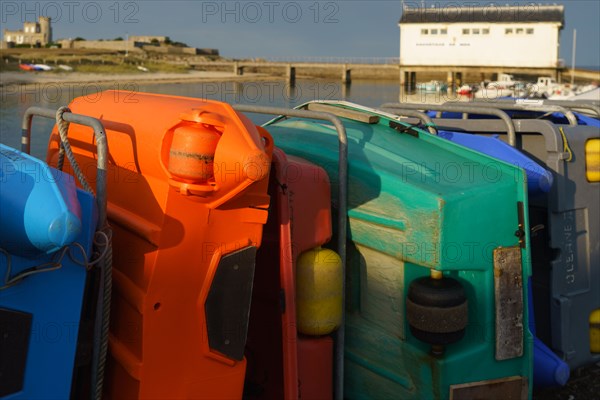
[416,80,448,92]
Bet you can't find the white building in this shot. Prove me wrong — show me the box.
[399,4,564,69]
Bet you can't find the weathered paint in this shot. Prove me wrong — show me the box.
[265,102,532,399]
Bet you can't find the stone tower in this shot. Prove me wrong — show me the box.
[39,16,51,45]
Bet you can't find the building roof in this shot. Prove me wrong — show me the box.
[399,4,564,25]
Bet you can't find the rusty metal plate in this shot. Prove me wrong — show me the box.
[493,246,524,361]
[450,376,528,400]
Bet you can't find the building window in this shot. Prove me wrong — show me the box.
[516,28,524,34]
[431,29,438,35]
[526,28,534,34]
[483,28,490,34]
[441,28,448,35]
[472,28,480,35]
[421,29,428,35]
[505,28,513,34]
[462,28,470,35]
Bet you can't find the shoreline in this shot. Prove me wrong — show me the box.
[0,71,286,88]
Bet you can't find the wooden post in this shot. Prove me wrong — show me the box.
[571,28,576,85]
[399,68,406,87]
[286,64,296,86]
[399,68,406,101]
[447,71,454,95]
[233,62,243,76]
[342,64,351,85]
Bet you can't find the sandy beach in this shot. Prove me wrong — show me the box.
[0,70,279,87]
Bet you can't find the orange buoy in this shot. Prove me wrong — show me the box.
[168,124,220,182]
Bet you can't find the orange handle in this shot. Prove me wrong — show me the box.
[257,126,274,156]
[180,109,227,130]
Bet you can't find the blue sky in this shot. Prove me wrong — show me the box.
[2,1,599,67]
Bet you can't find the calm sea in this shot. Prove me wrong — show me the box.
[1,79,445,159]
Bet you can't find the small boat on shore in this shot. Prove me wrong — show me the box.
[34,64,52,71]
[18,64,36,71]
[18,63,52,72]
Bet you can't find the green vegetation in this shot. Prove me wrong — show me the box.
[163,37,188,47]
[73,63,140,73]
[73,61,189,74]
[0,48,214,75]
[0,60,20,72]
[144,62,189,73]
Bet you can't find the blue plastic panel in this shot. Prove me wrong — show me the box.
[0,178,97,399]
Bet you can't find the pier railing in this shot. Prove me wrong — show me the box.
[243,56,400,65]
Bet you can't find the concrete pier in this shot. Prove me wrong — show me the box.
[186,59,599,85]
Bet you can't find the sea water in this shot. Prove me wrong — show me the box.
[0,79,454,158]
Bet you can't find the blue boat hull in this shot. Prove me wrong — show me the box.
[0,145,97,399]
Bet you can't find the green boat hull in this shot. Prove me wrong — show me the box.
[265,102,533,399]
